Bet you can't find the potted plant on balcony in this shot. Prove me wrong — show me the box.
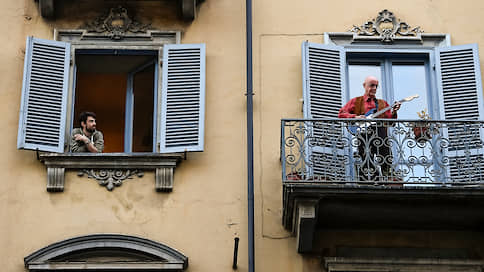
[413,109,432,143]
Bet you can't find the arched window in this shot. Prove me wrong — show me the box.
[24,234,188,271]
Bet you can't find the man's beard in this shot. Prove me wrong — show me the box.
[86,127,95,133]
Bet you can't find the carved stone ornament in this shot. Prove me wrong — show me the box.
[84,6,151,40]
[350,9,423,43]
[78,169,144,191]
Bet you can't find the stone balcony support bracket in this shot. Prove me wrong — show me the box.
[39,153,184,192]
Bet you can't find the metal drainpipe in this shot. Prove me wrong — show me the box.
[246,0,255,271]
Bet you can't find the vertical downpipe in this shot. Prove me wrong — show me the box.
[246,0,255,271]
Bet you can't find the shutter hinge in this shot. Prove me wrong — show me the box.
[432,64,436,70]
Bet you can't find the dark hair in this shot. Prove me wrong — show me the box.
[79,111,96,127]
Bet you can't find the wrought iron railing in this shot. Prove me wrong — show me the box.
[281,119,484,185]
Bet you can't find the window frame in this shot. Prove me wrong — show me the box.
[343,46,440,119]
[346,53,432,114]
[72,49,159,153]
[345,52,438,180]
[48,28,204,154]
[67,44,165,153]
[125,58,158,152]
[54,29,182,154]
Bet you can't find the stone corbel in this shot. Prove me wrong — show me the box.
[39,0,54,19]
[47,167,64,192]
[156,167,175,192]
[181,0,196,21]
[39,153,184,192]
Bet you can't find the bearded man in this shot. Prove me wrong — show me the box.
[70,111,104,153]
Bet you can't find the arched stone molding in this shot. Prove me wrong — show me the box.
[24,234,188,271]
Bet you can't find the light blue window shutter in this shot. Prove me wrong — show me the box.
[17,37,71,153]
[435,44,484,182]
[302,41,347,179]
[160,44,206,153]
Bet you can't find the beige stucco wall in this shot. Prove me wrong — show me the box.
[1,0,484,271]
[252,0,484,271]
[0,0,248,271]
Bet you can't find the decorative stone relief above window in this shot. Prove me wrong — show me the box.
[325,9,449,46]
[82,6,151,40]
[350,9,422,43]
[55,6,180,43]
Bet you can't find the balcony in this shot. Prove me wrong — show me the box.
[281,119,484,253]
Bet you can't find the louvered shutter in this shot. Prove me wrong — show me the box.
[435,44,484,182]
[17,37,71,153]
[160,44,206,153]
[302,41,347,180]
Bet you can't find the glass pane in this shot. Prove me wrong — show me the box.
[347,64,383,101]
[391,63,429,119]
[391,63,433,183]
[132,64,155,152]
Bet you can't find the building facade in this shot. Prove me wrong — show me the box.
[2,0,484,271]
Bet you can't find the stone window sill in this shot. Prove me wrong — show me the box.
[39,152,185,192]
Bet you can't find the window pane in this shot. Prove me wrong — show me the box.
[391,63,429,119]
[348,64,383,101]
[391,63,433,182]
[132,64,155,152]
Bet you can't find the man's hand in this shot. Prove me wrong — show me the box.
[73,134,89,144]
[355,115,366,119]
[391,102,401,114]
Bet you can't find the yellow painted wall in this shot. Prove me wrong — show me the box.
[0,0,247,271]
[252,0,484,271]
[1,0,484,271]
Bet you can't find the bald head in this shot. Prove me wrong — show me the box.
[363,76,379,98]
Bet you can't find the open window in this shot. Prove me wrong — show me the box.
[17,37,206,154]
[302,41,484,182]
[74,50,157,152]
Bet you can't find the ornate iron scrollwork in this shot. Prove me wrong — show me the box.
[350,9,422,42]
[78,169,144,191]
[281,119,484,185]
[84,6,151,40]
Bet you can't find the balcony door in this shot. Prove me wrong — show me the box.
[347,56,436,182]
